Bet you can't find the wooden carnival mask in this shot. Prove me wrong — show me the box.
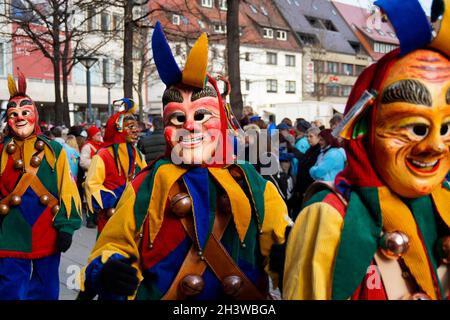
[373,49,450,198]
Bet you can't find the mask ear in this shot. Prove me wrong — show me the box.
[333,90,377,140]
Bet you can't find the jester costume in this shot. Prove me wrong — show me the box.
[0,73,82,300]
[283,0,450,300]
[84,99,146,234]
[80,22,289,300]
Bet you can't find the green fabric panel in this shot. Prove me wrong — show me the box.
[133,158,171,232]
[36,157,58,196]
[135,281,162,300]
[302,190,331,208]
[332,187,382,300]
[43,137,62,158]
[236,162,267,224]
[53,198,82,235]
[0,207,32,252]
[405,196,444,299]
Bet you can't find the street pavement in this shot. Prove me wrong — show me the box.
[59,219,97,300]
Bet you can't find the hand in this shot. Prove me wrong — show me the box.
[101,257,139,296]
[56,231,73,252]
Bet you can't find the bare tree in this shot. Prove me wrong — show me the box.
[226,0,243,120]
[0,0,117,125]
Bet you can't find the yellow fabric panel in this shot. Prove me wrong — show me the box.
[431,186,450,228]
[208,167,252,243]
[134,146,147,170]
[260,181,291,289]
[283,202,344,300]
[55,146,82,219]
[378,186,437,299]
[118,143,130,177]
[80,183,143,299]
[148,164,187,243]
[182,33,208,88]
[430,0,450,59]
[84,154,116,213]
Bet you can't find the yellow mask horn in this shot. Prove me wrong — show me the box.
[182,33,209,88]
[7,74,18,98]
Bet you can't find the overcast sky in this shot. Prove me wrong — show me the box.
[334,0,433,15]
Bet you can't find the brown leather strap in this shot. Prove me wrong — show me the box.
[161,201,231,300]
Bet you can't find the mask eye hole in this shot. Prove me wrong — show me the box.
[194,109,212,123]
[8,112,18,119]
[441,123,450,136]
[409,124,429,137]
[169,113,186,126]
[22,110,31,117]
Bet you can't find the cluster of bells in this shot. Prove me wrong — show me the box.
[170,167,243,297]
[0,140,60,216]
[379,230,450,300]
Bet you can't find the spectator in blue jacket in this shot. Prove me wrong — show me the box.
[310,129,346,182]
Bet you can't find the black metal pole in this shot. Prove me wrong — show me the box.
[107,87,112,117]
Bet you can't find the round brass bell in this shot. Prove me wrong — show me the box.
[39,195,50,206]
[10,195,22,206]
[380,231,410,259]
[0,204,10,215]
[35,140,45,151]
[222,275,243,297]
[437,236,450,264]
[51,205,60,215]
[106,208,116,218]
[218,193,232,213]
[14,159,24,170]
[402,292,431,300]
[170,193,192,217]
[6,143,17,154]
[180,274,204,296]
[30,155,42,168]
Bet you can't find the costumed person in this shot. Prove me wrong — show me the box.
[79,22,290,300]
[84,99,146,234]
[283,0,450,300]
[0,72,82,300]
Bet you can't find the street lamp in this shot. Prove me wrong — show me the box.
[77,56,98,124]
[103,81,116,117]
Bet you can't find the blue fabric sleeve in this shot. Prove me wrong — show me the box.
[309,149,342,181]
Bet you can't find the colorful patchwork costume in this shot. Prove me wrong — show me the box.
[284,0,450,300]
[80,22,290,300]
[84,99,146,234]
[0,73,82,299]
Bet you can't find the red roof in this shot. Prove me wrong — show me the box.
[149,0,300,52]
[333,1,399,45]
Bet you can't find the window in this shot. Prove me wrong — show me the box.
[298,32,319,46]
[285,54,295,67]
[326,84,340,96]
[245,52,251,61]
[198,19,205,29]
[266,79,277,93]
[263,28,273,39]
[245,79,250,91]
[355,65,365,76]
[276,30,287,41]
[102,58,112,83]
[305,16,322,29]
[181,16,189,25]
[286,81,296,94]
[219,0,227,10]
[212,47,218,59]
[260,6,268,15]
[112,13,121,30]
[114,59,123,84]
[313,60,324,73]
[101,12,110,32]
[322,19,337,31]
[342,85,353,97]
[327,61,338,74]
[349,41,362,54]
[86,6,96,31]
[214,24,226,33]
[201,0,213,8]
[172,14,180,25]
[342,63,353,76]
[266,52,277,65]
[175,44,181,55]
[374,42,397,53]
[249,4,258,13]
